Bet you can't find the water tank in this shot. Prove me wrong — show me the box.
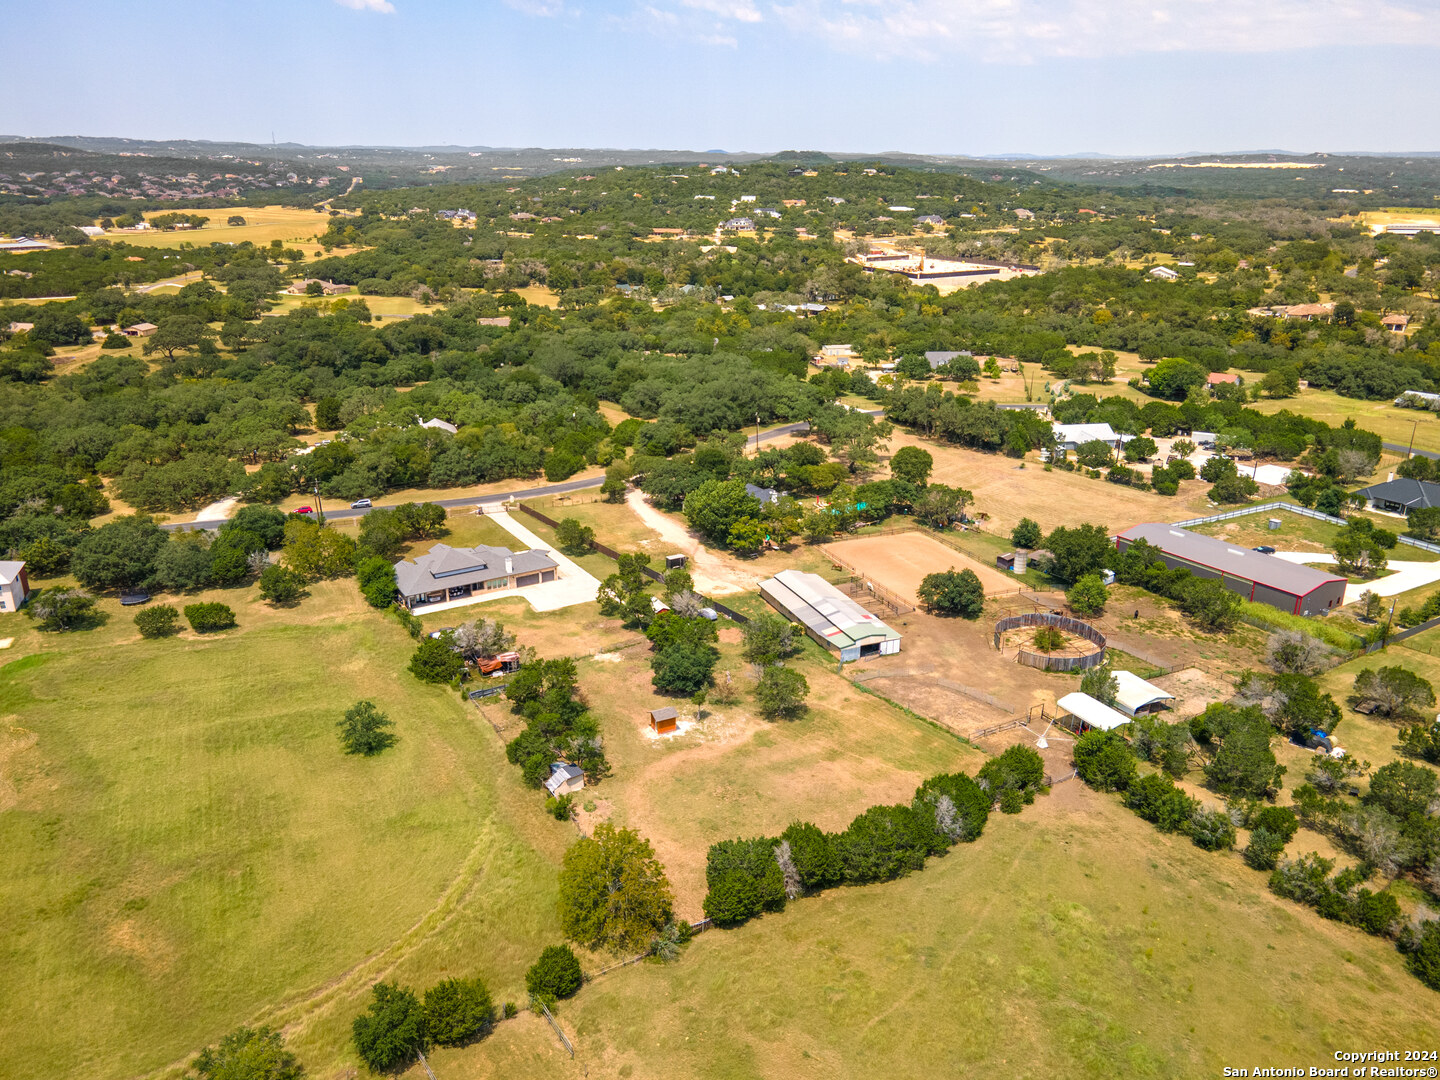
[1012,549,1028,573]
[1268,518,1281,531]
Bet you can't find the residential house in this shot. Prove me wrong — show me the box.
[721,217,755,231]
[1013,209,1034,220]
[916,215,944,225]
[925,350,973,370]
[1051,422,1130,452]
[122,322,158,337]
[1354,477,1440,516]
[286,278,352,296]
[394,543,558,610]
[1148,266,1179,281]
[0,561,29,612]
[1383,314,1411,333]
[418,417,459,435]
[745,483,781,505]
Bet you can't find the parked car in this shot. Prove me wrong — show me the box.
[351,498,372,509]
[293,506,314,515]
[1253,545,1276,554]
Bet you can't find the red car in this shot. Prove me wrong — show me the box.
[293,506,314,515]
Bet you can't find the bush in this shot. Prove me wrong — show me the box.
[352,982,427,1073]
[1188,808,1237,851]
[258,564,307,605]
[1074,730,1137,792]
[338,700,396,756]
[191,1026,303,1080]
[27,587,103,632]
[1238,602,1361,650]
[183,602,236,633]
[1123,774,1199,833]
[1401,919,1440,991]
[976,745,1045,810]
[778,821,842,892]
[1066,573,1108,616]
[1248,804,1299,843]
[134,603,180,638]
[705,837,786,918]
[836,804,932,884]
[1243,827,1288,871]
[410,636,464,683]
[914,772,990,842]
[358,556,398,609]
[703,869,763,926]
[1031,625,1065,652]
[525,945,582,1005]
[555,517,596,555]
[546,794,574,820]
[423,976,494,1046]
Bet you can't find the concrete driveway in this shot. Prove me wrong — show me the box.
[410,510,600,615]
[1273,550,1440,606]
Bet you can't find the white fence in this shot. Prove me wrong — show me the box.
[1171,501,1440,556]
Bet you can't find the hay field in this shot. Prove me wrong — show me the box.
[825,532,1018,600]
[439,779,1438,1080]
[107,206,336,255]
[0,579,573,1080]
[1250,388,1440,454]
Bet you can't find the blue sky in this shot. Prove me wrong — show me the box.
[4,0,1440,155]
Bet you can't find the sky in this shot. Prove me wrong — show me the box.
[4,0,1440,156]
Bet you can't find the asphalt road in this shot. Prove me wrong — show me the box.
[1383,442,1439,461]
[161,414,870,531]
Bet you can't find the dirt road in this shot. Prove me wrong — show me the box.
[624,490,758,596]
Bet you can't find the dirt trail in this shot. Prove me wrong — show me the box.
[624,490,758,596]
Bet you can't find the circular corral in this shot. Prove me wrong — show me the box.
[993,612,1107,672]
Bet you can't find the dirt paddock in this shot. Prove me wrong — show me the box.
[826,532,1019,602]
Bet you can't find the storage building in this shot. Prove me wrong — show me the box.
[759,569,900,661]
[1115,523,1347,615]
[1111,670,1176,718]
[0,561,29,612]
[1057,691,1131,732]
[649,706,678,734]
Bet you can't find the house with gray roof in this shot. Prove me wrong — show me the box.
[1354,477,1440,515]
[925,350,974,370]
[394,543,558,610]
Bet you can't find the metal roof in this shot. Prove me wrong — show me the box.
[0,560,24,585]
[760,570,899,651]
[1355,477,1440,510]
[1058,692,1131,732]
[1112,670,1175,716]
[1116,523,1346,598]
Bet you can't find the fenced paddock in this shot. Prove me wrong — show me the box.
[994,612,1107,672]
[822,531,1016,607]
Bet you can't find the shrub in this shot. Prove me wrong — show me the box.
[258,564,306,605]
[1123,774,1199,833]
[913,772,990,842]
[134,603,180,638]
[423,976,494,1046]
[27,588,103,632]
[352,982,427,1073]
[183,602,236,633]
[778,821,843,892]
[525,945,582,1005]
[1074,730,1137,792]
[703,869,763,926]
[357,556,398,608]
[191,1026,302,1080]
[555,517,596,555]
[546,794,574,820]
[410,636,464,683]
[705,837,786,922]
[1400,919,1440,990]
[977,745,1045,809]
[836,804,932,884]
[338,700,396,756]
[1243,827,1288,871]
[1188,808,1236,851]
[1248,805,1299,843]
[1031,625,1065,652]
[1238,602,1361,650]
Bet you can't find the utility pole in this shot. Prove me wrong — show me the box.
[1407,418,1419,460]
[313,480,325,525]
[755,412,761,455]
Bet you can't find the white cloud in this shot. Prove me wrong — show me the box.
[334,0,396,12]
[680,0,763,22]
[770,0,1440,62]
[503,0,568,14]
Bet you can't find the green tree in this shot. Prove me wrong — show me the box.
[1203,713,1283,798]
[1353,666,1436,720]
[338,700,396,756]
[555,517,596,555]
[912,483,971,529]
[356,510,407,560]
[836,804,931,883]
[1243,827,1288,871]
[1074,730,1137,791]
[1123,436,1158,462]
[1401,919,1440,991]
[525,945,583,1005]
[142,315,214,360]
[889,445,933,486]
[27,587,103,631]
[258,565,307,605]
[650,640,718,695]
[229,505,289,549]
[1365,760,1438,824]
[1080,661,1119,706]
[356,556,398,609]
[682,479,761,546]
[422,977,494,1046]
[1075,439,1114,468]
[1148,357,1208,399]
[153,536,215,592]
[409,636,463,684]
[913,772,991,842]
[1209,471,1260,504]
[726,515,767,554]
[1179,577,1242,632]
[741,612,801,665]
[1066,573,1108,616]
[598,552,653,627]
[1010,517,1043,549]
[189,1025,304,1080]
[557,823,674,953]
[184,602,236,633]
[1042,523,1112,584]
[134,603,181,638]
[755,665,809,720]
[916,568,985,617]
[352,982,427,1073]
[71,514,168,590]
[283,518,357,580]
[778,820,842,891]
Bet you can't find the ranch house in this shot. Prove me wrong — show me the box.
[0,560,30,612]
[393,543,558,609]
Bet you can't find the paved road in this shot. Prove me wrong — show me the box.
[161,413,882,532]
[1383,441,1440,461]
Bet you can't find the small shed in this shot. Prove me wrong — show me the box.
[649,706,679,734]
[1057,691,1132,733]
[664,554,687,570]
[1111,671,1176,718]
[544,762,584,797]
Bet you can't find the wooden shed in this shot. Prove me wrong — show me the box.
[649,706,679,734]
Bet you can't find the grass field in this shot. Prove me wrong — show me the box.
[436,779,1438,1080]
[0,579,573,1080]
[1250,388,1440,454]
[104,206,339,257]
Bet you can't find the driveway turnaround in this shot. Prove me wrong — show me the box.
[408,510,600,615]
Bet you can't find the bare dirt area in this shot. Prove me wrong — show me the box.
[824,531,1019,601]
[1152,666,1238,718]
[879,430,1214,534]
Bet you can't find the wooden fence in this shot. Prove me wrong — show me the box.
[994,612,1108,673]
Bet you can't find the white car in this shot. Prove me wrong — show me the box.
[351,498,372,509]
